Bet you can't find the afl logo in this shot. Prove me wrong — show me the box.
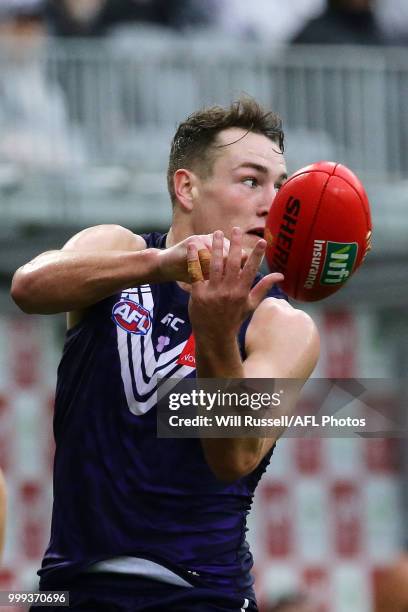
[112,300,151,335]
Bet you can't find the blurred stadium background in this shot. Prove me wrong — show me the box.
[0,0,407,610]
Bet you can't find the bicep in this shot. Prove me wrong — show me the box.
[64,225,146,328]
[243,298,320,379]
[62,224,146,253]
[242,299,320,457]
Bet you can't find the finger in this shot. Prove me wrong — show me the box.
[203,234,230,258]
[198,249,211,279]
[223,238,231,258]
[224,227,243,281]
[187,242,204,283]
[241,250,249,268]
[209,230,224,285]
[248,272,284,311]
[241,239,268,288]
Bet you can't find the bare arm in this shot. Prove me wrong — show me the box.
[11,225,152,314]
[10,224,219,317]
[197,301,319,482]
[375,555,408,612]
[188,228,319,482]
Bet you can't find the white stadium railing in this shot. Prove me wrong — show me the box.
[0,33,407,250]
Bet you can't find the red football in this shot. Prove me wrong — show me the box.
[265,161,372,301]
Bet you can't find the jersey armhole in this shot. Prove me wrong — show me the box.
[66,295,115,339]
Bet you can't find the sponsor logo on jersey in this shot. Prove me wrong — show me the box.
[112,300,152,335]
[177,334,196,367]
[320,242,358,285]
[161,313,185,331]
[156,335,170,353]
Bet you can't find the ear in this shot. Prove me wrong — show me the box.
[173,169,198,212]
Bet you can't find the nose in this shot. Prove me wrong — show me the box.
[257,187,277,218]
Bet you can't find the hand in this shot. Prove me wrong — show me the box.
[158,233,246,284]
[187,228,283,342]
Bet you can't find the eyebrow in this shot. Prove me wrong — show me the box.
[234,162,288,182]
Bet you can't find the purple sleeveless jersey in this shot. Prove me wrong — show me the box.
[39,232,287,601]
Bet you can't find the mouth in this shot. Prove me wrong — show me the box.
[247,228,265,239]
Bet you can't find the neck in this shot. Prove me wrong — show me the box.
[166,212,196,294]
[166,210,194,248]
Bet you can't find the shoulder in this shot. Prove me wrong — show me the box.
[62,224,146,252]
[63,225,146,329]
[249,297,316,333]
[244,298,320,378]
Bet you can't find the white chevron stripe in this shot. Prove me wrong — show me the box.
[116,286,195,416]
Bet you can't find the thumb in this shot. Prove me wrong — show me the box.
[248,273,284,311]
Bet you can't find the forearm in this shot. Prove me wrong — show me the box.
[195,332,268,481]
[11,248,164,314]
[194,331,243,378]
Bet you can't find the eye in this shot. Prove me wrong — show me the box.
[274,180,286,192]
[242,177,258,188]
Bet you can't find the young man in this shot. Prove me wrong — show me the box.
[11,98,319,611]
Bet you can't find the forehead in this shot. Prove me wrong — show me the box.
[213,127,286,175]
